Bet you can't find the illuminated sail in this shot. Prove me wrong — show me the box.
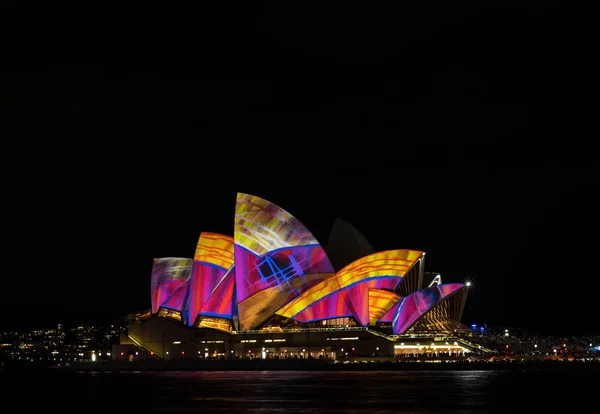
[234,193,335,330]
[186,233,235,325]
[150,257,193,315]
[277,250,423,319]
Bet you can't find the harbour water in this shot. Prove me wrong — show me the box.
[2,368,595,413]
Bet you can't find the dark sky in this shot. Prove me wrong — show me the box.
[2,4,595,336]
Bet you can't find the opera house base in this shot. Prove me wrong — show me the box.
[116,316,483,363]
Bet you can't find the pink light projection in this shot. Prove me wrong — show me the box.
[392,283,465,334]
[234,245,334,304]
[200,269,236,318]
[148,193,469,334]
[293,281,370,325]
[234,193,335,330]
[150,257,193,315]
[161,284,190,322]
[378,299,402,323]
[186,233,235,325]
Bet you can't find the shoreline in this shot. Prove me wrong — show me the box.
[4,358,600,373]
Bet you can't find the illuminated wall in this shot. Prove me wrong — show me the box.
[392,283,465,334]
[234,192,335,330]
[150,257,193,316]
[186,232,235,325]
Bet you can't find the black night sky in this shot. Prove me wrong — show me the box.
[2,4,595,336]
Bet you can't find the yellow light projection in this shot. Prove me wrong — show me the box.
[368,288,401,325]
[234,192,320,255]
[194,232,235,269]
[276,249,423,318]
[237,273,331,330]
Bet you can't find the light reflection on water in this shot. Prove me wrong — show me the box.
[3,369,595,413]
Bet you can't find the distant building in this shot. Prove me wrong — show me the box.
[123,193,473,360]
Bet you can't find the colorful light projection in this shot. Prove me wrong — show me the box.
[368,289,401,325]
[150,257,193,315]
[198,268,236,319]
[377,299,402,323]
[276,249,423,322]
[186,232,235,325]
[391,283,465,334]
[292,282,370,325]
[149,193,468,334]
[234,192,321,256]
[234,192,335,330]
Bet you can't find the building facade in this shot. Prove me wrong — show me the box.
[121,192,473,360]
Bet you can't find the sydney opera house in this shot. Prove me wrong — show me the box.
[120,193,475,361]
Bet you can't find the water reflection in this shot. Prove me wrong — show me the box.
[2,369,595,413]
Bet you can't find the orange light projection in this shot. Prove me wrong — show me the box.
[235,192,320,255]
[276,249,423,318]
[368,288,401,325]
[194,232,235,269]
